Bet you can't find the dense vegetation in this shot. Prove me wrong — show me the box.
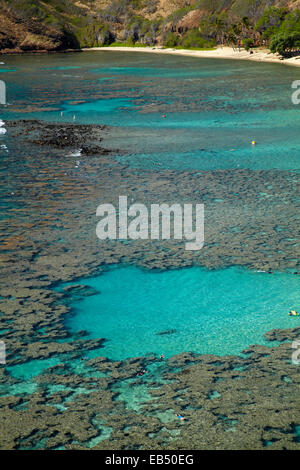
[1,0,300,55]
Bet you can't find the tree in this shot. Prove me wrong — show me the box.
[214,17,225,44]
[242,37,254,51]
[255,7,288,40]
[164,32,179,48]
[241,16,250,30]
[279,11,300,35]
[270,32,300,56]
[180,29,215,49]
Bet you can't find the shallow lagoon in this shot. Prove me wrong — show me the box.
[0,53,299,449]
[1,53,299,364]
[1,52,299,365]
[63,266,300,360]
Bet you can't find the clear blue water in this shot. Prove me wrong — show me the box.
[63,266,300,360]
[1,52,300,171]
[0,52,299,385]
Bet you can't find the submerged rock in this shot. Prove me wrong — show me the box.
[156,329,178,336]
[62,284,100,300]
[6,120,119,156]
[264,327,300,342]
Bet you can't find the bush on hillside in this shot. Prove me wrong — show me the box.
[163,32,179,48]
[180,29,216,49]
[270,31,300,56]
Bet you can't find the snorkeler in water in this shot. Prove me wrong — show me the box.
[175,413,187,421]
[289,310,299,316]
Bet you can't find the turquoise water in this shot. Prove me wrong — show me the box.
[1,52,300,171]
[64,266,300,360]
[6,357,61,379]
[5,352,108,381]
[0,52,299,389]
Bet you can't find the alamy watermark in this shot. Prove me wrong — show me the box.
[292,340,300,365]
[0,341,6,365]
[0,80,6,105]
[291,81,300,105]
[96,196,204,251]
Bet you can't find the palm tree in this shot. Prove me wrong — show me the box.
[214,17,225,45]
[231,23,242,50]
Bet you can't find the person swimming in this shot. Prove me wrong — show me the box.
[289,310,299,316]
[175,413,187,421]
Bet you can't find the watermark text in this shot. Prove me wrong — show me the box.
[292,340,300,365]
[0,341,6,365]
[96,196,204,251]
[291,80,300,105]
[0,80,6,105]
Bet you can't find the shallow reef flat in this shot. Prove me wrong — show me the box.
[1,329,300,450]
[0,120,299,449]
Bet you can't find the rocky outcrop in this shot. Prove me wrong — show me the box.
[6,120,118,156]
[0,2,73,53]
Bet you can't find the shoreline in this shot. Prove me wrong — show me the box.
[2,45,300,68]
[83,45,300,68]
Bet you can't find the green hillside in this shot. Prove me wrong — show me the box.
[1,0,300,54]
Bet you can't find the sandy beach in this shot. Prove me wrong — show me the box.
[84,45,300,68]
